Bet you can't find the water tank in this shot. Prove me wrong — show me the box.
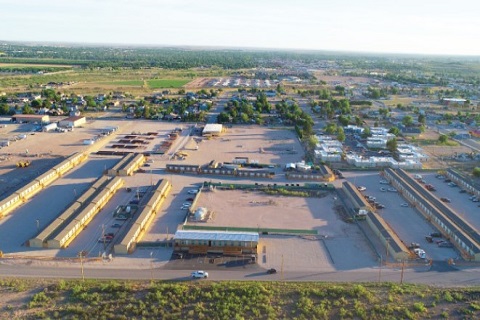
[126,206,131,213]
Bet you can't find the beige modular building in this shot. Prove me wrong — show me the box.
[58,116,86,128]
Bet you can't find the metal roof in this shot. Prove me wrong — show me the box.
[202,124,223,134]
[174,230,259,242]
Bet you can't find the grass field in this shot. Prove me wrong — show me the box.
[147,79,190,89]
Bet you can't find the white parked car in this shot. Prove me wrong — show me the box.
[400,203,409,207]
[380,180,389,184]
[191,270,208,278]
[414,248,426,259]
[188,189,199,194]
[380,187,387,192]
[387,188,397,192]
[357,186,367,191]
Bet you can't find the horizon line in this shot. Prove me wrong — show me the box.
[1,40,480,59]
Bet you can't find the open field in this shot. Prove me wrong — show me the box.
[106,80,144,86]
[1,279,479,320]
[147,79,190,89]
[0,66,230,94]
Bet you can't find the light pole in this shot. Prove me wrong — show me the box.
[78,251,86,282]
[35,219,39,233]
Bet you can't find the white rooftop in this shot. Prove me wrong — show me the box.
[174,230,259,242]
[203,124,223,134]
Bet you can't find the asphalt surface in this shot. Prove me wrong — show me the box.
[1,259,480,286]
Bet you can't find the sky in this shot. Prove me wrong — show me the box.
[1,0,479,56]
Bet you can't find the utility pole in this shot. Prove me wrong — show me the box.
[102,224,106,250]
[281,254,284,281]
[378,256,382,283]
[150,252,154,283]
[385,238,390,265]
[35,219,40,233]
[400,260,405,284]
[78,251,85,282]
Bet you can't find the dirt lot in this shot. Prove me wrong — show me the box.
[178,126,304,166]
[190,189,337,233]
[185,77,212,89]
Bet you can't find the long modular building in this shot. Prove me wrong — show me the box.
[47,176,124,248]
[341,181,373,212]
[114,179,171,254]
[106,153,145,176]
[384,168,480,261]
[0,152,87,219]
[342,180,410,261]
[29,176,123,249]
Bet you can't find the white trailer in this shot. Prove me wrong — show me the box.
[43,123,58,132]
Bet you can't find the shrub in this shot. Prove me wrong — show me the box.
[413,302,427,313]
[443,291,454,303]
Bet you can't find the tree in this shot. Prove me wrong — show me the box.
[306,135,318,149]
[361,127,371,138]
[402,115,414,126]
[418,114,426,125]
[389,126,400,136]
[143,106,151,119]
[355,116,363,126]
[0,103,10,115]
[386,138,397,153]
[338,115,350,126]
[336,127,345,142]
[473,167,480,177]
[303,121,314,137]
[324,122,337,135]
[438,134,448,144]
[23,104,34,114]
[31,99,41,109]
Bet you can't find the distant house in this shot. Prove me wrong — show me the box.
[401,127,421,136]
[440,98,467,106]
[265,90,277,97]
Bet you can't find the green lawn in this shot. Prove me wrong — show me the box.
[147,79,190,89]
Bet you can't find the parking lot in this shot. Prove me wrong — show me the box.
[344,171,458,261]
[420,172,480,231]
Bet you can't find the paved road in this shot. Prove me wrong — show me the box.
[1,260,479,286]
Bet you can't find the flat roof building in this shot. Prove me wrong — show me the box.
[202,124,224,137]
[11,114,50,124]
[59,116,86,128]
[174,230,258,255]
